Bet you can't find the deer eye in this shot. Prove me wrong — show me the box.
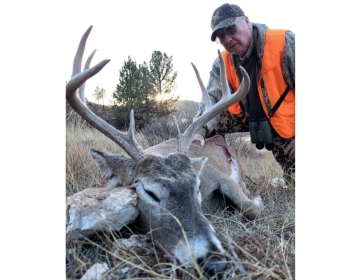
[144,189,160,203]
[134,180,160,203]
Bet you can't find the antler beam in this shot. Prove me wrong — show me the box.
[176,50,250,154]
[66,26,145,162]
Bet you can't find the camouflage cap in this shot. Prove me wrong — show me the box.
[210,3,245,42]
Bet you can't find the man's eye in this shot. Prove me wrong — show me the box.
[226,25,236,34]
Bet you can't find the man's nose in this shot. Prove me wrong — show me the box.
[223,33,233,44]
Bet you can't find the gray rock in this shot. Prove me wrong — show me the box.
[66,184,139,240]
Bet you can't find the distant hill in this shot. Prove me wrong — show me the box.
[175,100,199,119]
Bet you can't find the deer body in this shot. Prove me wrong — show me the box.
[66,26,262,277]
[145,135,261,218]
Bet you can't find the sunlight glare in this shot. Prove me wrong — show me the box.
[155,93,163,102]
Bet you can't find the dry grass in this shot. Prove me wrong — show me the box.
[66,121,295,280]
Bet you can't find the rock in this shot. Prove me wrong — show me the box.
[80,262,109,280]
[66,184,139,240]
[268,177,286,188]
[113,234,148,252]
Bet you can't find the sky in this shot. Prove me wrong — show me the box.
[1,1,360,279]
[60,0,299,103]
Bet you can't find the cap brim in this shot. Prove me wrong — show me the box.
[210,17,237,41]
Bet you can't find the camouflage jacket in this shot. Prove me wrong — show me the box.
[195,23,295,137]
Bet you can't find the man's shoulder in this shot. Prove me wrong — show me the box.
[252,23,268,33]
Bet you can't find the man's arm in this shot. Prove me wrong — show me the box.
[282,31,295,159]
[282,31,295,91]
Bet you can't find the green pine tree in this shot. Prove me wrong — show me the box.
[112,56,146,129]
[112,52,179,130]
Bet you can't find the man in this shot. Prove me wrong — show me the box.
[193,3,295,185]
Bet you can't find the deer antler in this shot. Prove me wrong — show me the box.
[66,25,145,162]
[175,49,250,154]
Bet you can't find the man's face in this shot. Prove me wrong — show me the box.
[215,16,252,56]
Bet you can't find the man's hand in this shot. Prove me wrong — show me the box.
[192,133,205,146]
[284,138,295,159]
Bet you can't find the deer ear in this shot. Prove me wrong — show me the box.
[90,149,136,187]
[190,156,208,176]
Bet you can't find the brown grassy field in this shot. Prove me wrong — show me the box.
[66,117,295,280]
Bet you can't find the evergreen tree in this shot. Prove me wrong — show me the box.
[112,52,179,129]
[112,56,145,129]
[138,62,157,123]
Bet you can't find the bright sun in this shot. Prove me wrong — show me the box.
[155,94,163,102]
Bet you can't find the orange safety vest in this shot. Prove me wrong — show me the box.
[223,29,295,139]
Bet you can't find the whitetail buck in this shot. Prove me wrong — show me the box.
[66,26,262,278]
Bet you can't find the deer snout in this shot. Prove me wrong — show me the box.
[172,235,227,274]
[200,254,227,279]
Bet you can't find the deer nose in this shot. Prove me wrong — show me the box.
[200,255,227,278]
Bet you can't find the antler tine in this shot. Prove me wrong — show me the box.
[78,49,97,105]
[177,49,250,154]
[66,25,145,162]
[191,62,212,109]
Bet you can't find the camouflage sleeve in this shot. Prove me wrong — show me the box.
[282,31,295,91]
[194,56,227,137]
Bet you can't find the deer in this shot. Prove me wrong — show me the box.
[66,25,263,278]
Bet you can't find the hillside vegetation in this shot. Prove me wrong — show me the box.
[66,100,200,129]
